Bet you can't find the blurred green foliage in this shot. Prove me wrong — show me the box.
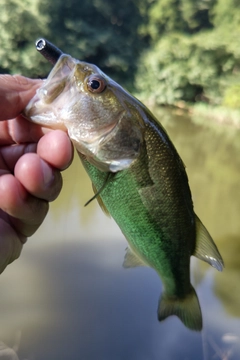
[0,0,148,89]
[223,84,240,108]
[135,0,240,105]
[1,0,240,105]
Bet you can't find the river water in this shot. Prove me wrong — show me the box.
[0,108,239,360]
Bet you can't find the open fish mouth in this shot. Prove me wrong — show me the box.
[24,55,80,127]
[33,55,77,105]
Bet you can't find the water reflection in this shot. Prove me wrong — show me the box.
[0,109,240,359]
[214,235,240,318]
[0,341,19,360]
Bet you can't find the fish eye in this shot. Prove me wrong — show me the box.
[87,75,106,93]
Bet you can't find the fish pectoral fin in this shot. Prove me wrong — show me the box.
[123,247,147,268]
[84,173,112,217]
[193,214,224,271]
[158,286,202,331]
[91,183,111,217]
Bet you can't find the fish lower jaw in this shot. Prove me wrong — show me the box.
[24,109,67,130]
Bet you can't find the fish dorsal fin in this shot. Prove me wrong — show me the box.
[91,183,111,217]
[123,247,147,268]
[193,215,224,271]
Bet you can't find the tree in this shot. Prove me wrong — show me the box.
[0,0,50,76]
[135,0,240,105]
[0,0,148,89]
[1,0,240,106]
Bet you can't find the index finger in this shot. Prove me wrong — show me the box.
[0,116,50,146]
[0,75,51,145]
[0,75,42,120]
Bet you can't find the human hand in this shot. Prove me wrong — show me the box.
[0,75,73,273]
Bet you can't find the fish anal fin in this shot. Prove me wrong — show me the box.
[194,215,224,271]
[158,286,202,331]
[92,183,111,217]
[123,247,147,268]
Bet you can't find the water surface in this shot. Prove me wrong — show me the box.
[0,109,240,360]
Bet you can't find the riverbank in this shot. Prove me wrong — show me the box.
[134,93,240,130]
[189,103,240,129]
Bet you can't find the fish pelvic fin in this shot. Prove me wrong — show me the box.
[194,214,224,271]
[122,247,147,268]
[158,286,202,331]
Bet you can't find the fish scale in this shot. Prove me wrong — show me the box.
[79,120,195,295]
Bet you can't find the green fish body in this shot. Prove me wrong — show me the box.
[24,53,224,331]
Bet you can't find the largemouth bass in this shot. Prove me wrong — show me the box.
[24,39,224,331]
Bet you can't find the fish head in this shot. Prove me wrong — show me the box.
[25,54,144,172]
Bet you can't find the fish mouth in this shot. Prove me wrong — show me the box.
[34,55,77,105]
[24,55,78,124]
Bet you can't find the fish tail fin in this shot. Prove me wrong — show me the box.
[158,286,202,331]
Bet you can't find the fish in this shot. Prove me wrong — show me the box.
[24,39,224,331]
